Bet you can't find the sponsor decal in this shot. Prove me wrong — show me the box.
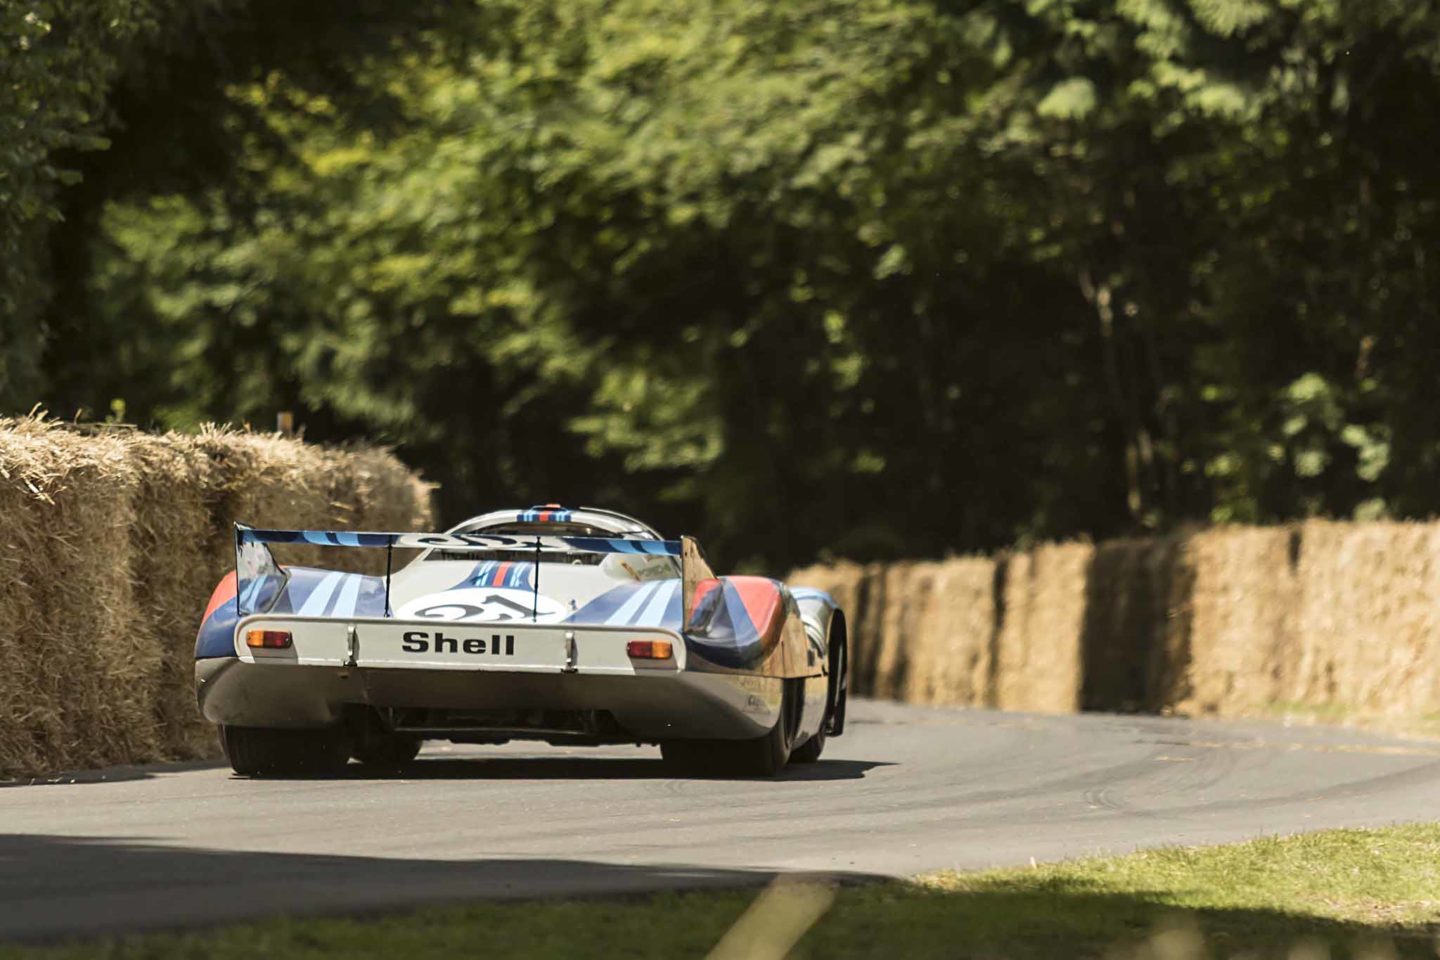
[394,587,568,624]
[400,630,516,656]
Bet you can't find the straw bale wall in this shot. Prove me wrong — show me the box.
[792,520,1440,730]
[0,420,432,777]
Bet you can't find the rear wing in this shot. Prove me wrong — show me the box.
[234,524,714,622]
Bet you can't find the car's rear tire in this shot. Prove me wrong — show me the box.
[661,681,796,777]
[351,732,422,768]
[790,726,825,763]
[220,725,350,778]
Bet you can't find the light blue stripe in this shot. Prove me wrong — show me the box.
[473,560,496,585]
[336,532,361,547]
[637,580,679,626]
[298,572,345,616]
[606,583,658,626]
[238,575,267,613]
[330,574,362,617]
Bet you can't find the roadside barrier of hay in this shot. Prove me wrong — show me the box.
[0,419,433,778]
[1288,521,1440,723]
[793,520,1440,731]
[993,543,1090,713]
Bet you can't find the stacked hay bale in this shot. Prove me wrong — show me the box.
[1288,520,1440,724]
[793,520,1440,732]
[904,557,996,706]
[850,564,890,695]
[793,547,1088,713]
[993,543,1092,713]
[0,419,433,778]
[1173,527,1298,718]
[1078,535,1186,713]
[125,433,223,757]
[0,424,149,774]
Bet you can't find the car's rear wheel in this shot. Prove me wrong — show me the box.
[220,725,350,778]
[790,726,825,763]
[351,731,422,768]
[793,624,846,764]
[661,681,797,777]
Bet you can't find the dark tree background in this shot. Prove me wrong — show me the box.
[6,0,1439,569]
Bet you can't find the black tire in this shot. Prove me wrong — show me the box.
[793,616,846,763]
[661,681,796,778]
[790,726,825,763]
[351,732,422,768]
[827,614,848,737]
[220,725,351,778]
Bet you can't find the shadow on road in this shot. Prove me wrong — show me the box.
[0,833,882,944]
[2,833,1434,958]
[328,755,893,783]
[0,757,228,789]
[3,753,892,789]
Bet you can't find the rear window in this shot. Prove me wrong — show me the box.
[422,521,657,565]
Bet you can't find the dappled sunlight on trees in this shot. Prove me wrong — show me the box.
[9,0,1440,567]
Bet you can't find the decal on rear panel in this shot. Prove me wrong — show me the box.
[393,587,568,624]
[399,630,517,656]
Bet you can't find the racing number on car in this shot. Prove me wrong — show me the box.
[409,593,533,622]
[394,587,569,624]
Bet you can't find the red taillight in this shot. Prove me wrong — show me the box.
[626,639,673,660]
[246,629,293,649]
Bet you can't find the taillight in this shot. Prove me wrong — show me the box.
[626,639,673,659]
[246,629,293,649]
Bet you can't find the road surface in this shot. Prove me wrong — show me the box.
[2,700,1438,941]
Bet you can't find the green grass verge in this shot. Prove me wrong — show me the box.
[8,825,1440,959]
[1260,700,1440,738]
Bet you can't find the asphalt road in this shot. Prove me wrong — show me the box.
[2,700,1439,942]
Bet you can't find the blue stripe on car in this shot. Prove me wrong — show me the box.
[298,572,344,616]
[330,573,363,617]
[605,582,658,625]
[638,580,679,626]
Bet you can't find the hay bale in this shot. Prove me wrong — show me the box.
[994,542,1091,713]
[0,421,152,776]
[789,561,865,627]
[1080,534,1188,713]
[189,431,432,576]
[346,444,435,532]
[124,433,225,757]
[192,428,345,572]
[1173,526,1296,717]
[0,420,433,778]
[0,425,64,775]
[842,563,888,696]
[905,556,996,706]
[1289,520,1440,722]
[789,520,1440,732]
[870,563,931,700]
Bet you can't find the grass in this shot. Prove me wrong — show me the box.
[8,825,1440,959]
[1261,700,1440,738]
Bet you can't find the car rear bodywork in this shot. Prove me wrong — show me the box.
[194,507,847,759]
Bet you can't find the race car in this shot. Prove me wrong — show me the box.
[194,505,848,778]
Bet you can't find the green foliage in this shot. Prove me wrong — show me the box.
[0,1,159,405]
[10,0,1440,564]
